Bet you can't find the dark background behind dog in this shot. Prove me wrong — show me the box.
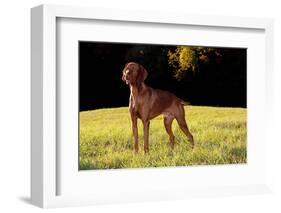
[79,41,246,111]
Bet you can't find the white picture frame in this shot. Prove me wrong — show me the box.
[31,4,274,208]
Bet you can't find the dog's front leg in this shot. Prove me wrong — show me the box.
[131,115,139,153]
[143,120,150,153]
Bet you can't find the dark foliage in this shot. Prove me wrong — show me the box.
[79,42,246,111]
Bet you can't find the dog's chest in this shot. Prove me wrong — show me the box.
[130,94,146,115]
[130,96,141,110]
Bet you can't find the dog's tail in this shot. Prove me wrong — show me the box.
[180,99,189,105]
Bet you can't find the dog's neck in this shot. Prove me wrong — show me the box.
[130,83,145,98]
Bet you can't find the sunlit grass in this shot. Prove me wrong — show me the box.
[79,106,246,170]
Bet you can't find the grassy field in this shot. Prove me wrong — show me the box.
[79,106,246,170]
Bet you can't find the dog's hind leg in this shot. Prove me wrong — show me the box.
[175,106,194,148]
[163,113,175,148]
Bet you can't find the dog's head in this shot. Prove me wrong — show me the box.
[122,62,148,86]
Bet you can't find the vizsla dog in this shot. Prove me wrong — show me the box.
[122,62,194,153]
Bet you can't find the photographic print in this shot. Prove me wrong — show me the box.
[79,42,247,170]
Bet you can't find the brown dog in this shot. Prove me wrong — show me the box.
[122,62,194,153]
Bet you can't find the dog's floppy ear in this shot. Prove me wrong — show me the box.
[137,64,148,82]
